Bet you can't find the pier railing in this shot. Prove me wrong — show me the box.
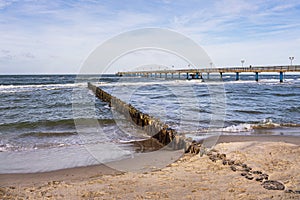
[117,65,300,76]
[116,65,300,82]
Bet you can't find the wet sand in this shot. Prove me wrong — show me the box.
[1,135,300,199]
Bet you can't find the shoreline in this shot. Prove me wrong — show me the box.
[1,135,299,186]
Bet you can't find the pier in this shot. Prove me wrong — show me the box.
[116,65,300,82]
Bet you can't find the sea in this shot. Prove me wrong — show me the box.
[0,73,299,173]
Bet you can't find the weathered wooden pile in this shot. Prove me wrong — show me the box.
[87,82,187,150]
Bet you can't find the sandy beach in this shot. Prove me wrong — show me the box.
[1,135,300,200]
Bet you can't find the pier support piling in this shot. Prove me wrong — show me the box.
[236,72,240,81]
[186,72,189,79]
[255,72,259,82]
[279,71,283,83]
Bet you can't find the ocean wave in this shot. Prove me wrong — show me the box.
[222,123,252,132]
[0,142,73,152]
[284,78,294,81]
[197,124,253,134]
[280,123,300,127]
[235,110,264,114]
[193,118,300,135]
[0,118,115,129]
[19,131,77,138]
[286,106,300,113]
[222,119,288,132]
[0,101,72,111]
[0,119,76,129]
[225,119,300,131]
[94,77,300,88]
[273,93,299,97]
[259,79,282,82]
[257,78,297,85]
[0,83,87,93]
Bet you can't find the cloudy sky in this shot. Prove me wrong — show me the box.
[0,0,299,74]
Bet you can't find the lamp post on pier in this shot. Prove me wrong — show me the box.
[241,59,245,67]
[289,56,294,66]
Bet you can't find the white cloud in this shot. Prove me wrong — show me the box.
[0,0,15,9]
[214,0,258,15]
[0,1,161,73]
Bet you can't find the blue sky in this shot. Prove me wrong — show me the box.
[0,0,300,74]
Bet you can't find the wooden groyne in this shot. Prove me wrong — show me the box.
[87,82,187,150]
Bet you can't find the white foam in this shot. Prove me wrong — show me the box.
[253,118,280,128]
[0,83,87,93]
[186,118,285,136]
[95,78,295,88]
[198,123,254,134]
[204,118,285,134]
[222,123,252,132]
[284,78,294,81]
[0,147,7,152]
[94,79,216,87]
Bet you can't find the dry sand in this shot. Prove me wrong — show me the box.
[1,135,300,200]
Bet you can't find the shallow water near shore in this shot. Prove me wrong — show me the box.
[0,74,299,173]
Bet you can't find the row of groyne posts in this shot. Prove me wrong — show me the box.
[87,82,200,153]
[87,82,300,193]
[116,65,300,82]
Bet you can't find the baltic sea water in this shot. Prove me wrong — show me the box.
[0,74,299,173]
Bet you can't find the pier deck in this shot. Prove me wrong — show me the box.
[116,65,300,82]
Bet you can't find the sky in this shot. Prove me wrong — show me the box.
[0,0,300,74]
